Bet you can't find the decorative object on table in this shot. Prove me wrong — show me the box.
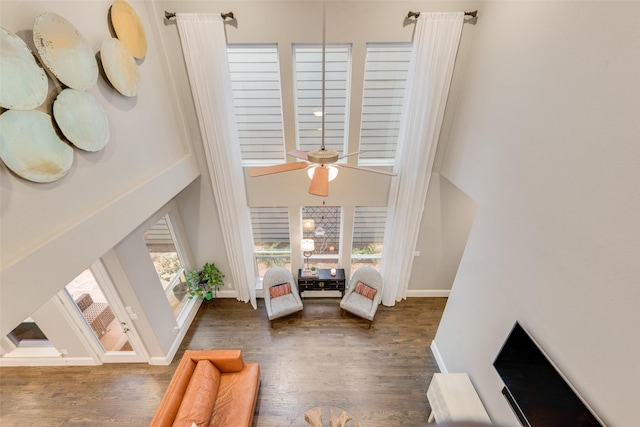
[0,110,73,183]
[262,266,303,327]
[0,26,48,110]
[33,12,98,90]
[53,89,109,152]
[301,238,315,276]
[186,262,224,300]
[100,37,141,97]
[110,0,147,59]
[330,268,336,277]
[340,267,383,328]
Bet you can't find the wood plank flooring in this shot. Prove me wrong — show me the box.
[0,297,447,426]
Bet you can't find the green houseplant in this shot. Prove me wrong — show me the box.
[186,262,224,300]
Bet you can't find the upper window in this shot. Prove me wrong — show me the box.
[250,207,291,278]
[227,44,285,166]
[293,44,351,156]
[351,206,387,272]
[359,43,412,166]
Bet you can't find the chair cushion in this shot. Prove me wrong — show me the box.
[341,292,375,320]
[354,281,377,300]
[269,293,302,319]
[269,282,291,299]
[173,360,221,427]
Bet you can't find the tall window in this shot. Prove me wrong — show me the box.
[144,215,189,319]
[359,43,412,165]
[227,44,285,166]
[302,205,342,269]
[351,207,387,271]
[250,207,291,278]
[293,44,351,155]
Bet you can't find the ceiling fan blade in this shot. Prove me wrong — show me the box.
[249,162,308,177]
[338,163,397,176]
[287,150,309,161]
[338,151,361,159]
[308,165,329,197]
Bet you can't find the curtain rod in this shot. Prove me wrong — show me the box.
[164,11,234,20]
[407,10,478,19]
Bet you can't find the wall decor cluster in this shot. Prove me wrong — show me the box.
[0,0,146,183]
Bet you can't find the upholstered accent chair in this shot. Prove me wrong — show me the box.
[340,267,383,328]
[263,267,303,327]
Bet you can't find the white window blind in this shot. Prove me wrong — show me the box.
[359,43,412,165]
[351,206,387,271]
[293,44,351,155]
[250,207,291,277]
[227,45,285,166]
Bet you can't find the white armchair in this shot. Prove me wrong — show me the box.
[340,267,383,328]
[263,267,303,327]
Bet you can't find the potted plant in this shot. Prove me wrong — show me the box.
[186,262,224,301]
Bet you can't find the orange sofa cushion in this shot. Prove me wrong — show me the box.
[173,360,221,427]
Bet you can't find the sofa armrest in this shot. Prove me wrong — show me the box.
[185,349,245,373]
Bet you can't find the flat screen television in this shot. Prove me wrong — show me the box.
[493,322,603,427]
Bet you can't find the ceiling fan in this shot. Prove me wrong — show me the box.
[248,3,396,197]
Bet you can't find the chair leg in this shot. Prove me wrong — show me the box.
[368,320,373,329]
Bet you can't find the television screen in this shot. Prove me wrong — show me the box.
[493,322,602,427]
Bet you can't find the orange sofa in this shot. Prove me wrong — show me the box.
[150,350,260,427]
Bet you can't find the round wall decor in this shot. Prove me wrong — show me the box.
[101,37,140,97]
[0,110,74,183]
[0,26,48,110]
[110,0,147,59]
[53,89,109,152]
[33,12,98,90]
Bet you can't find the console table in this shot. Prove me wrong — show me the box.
[426,373,491,424]
[297,268,346,297]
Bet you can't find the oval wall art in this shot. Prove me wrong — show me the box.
[110,0,147,59]
[53,89,109,152]
[33,12,98,90]
[0,110,74,183]
[0,26,48,110]
[100,37,140,97]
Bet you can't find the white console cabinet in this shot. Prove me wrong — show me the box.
[427,373,491,424]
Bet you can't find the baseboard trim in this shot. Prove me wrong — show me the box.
[0,356,99,367]
[216,290,450,299]
[430,340,448,373]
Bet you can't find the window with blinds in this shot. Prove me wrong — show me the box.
[351,206,387,271]
[227,45,285,166]
[359,43,412,166]
[250,207,291,278]
[293,44,351,156]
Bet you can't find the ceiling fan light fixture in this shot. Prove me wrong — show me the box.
[307,148,339,164]
[308,165,338,182]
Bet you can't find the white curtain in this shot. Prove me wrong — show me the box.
[175,14,257,308]
[380,12,464,306]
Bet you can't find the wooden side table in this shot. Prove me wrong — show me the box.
[297,268,346,297]
[427,373,491,424]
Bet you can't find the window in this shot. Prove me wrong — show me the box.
[8,319,49,347]
[302,205,342,269]
[351,207,387,271]
[144,215,189,319]
[359,43,412,165]
[250,207,291,278]
[294,44,351,155]
[227,44,285,166]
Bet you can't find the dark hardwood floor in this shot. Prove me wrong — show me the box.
[0,297,447,426]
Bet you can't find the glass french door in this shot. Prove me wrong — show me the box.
[64,262,147,363]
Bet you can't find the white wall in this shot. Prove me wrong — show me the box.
[0,1,200,338]
[434,1,640,426]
